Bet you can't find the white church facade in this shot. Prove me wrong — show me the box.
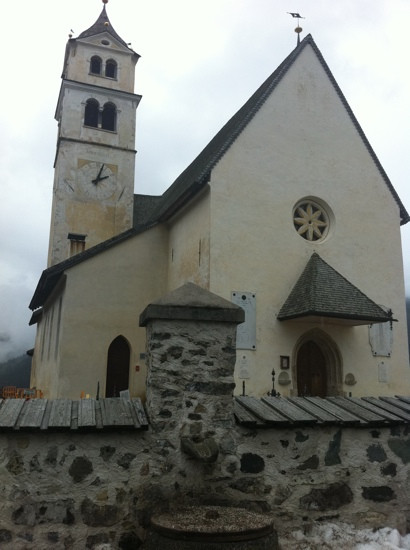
[29,3,410,400]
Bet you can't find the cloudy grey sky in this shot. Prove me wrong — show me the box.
[1,0,410,361]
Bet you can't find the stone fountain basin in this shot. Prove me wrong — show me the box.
[144,505,278,549]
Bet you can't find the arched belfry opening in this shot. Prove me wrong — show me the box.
[90,55,102,75]
[105,59,117,78]
[105,336,130,397]
[102,102,116,131]
[84,98,99,127]
[293,329,342,397]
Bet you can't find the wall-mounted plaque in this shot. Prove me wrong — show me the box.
[231,291,256,350]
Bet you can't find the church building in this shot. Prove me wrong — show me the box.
[29,2,410,400]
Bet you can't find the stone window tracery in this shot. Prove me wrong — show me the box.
[293,199,330,242]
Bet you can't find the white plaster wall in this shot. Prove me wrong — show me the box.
[31,287,65,398]
[207,44,410,397]
[40,225,168,399]
[167,189,211,291]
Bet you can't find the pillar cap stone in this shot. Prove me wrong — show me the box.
[139,282,245,326]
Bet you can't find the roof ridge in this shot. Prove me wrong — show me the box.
[148,33,408,225]
[305,40,409,226]
[309,252,380,308]
[148,36,314,222]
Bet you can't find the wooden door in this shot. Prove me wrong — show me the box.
[297,340,327,397]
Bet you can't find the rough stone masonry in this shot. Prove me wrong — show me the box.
[0,283,410,548]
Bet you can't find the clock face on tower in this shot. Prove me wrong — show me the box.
[77,160,118,199]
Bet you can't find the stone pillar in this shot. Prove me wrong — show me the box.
[139,282,244,466]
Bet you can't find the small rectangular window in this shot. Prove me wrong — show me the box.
[68,233,86,257]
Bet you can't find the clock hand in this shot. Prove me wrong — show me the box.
[92,163,105,184]
[98,175,109,182]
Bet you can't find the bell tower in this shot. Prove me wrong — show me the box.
[48,0,141,266]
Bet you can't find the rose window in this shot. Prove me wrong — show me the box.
[293,200,329,242]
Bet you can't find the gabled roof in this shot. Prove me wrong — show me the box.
[147,34,409,225]
[77,5,131,50]
[30,34,409,312]
[277,253,393,325]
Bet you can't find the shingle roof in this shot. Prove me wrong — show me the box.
[0,397,148,431]
[30,34,409,311]
[146,41,302,223]
[235,395,410,427]
[277,253,392,324]
[147,34,409,225]
[77,5,132,51]
[133,194,162,225]
[2,394,410,431]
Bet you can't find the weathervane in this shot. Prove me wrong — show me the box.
[287,12,305,46]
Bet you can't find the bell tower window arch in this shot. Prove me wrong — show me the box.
[84,99,99,128]
[83,99,117,132]
[90,55,102,75]
[101,102,117,131]
[89,56,118,79]
[105,59,117,79]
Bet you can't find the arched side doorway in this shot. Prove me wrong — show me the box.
[293,329,342,397]
[106,336,130,398]
[297,340,327,397]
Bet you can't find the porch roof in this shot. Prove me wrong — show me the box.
[277,253,393,326]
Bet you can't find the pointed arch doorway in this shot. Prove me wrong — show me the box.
[297,341,327,397]
[105,336,130,397]
[294,330,342,397]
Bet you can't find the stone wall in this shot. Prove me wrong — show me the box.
[2,283,410,548]
[0,431,150,549]
[1,422,410,548]
[235,423,410,534]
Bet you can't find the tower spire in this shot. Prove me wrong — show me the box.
[76,0,132,50]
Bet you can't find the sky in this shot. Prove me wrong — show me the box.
[1,0,410,361]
